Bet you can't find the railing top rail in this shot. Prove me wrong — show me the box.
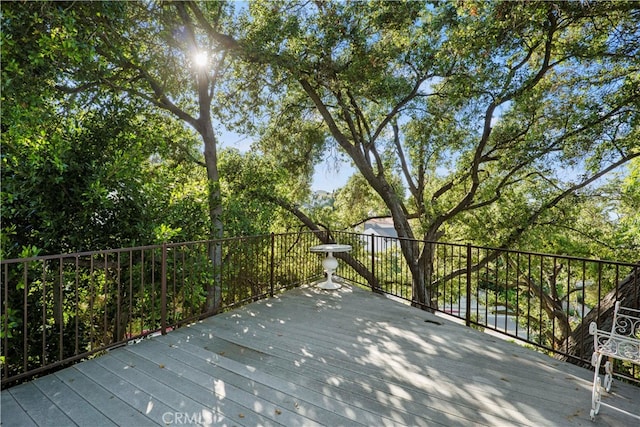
[2,230,637,269]
[335,230,639,268]
[0,231,327,265]
[0,243,166,264]
[467,245,640,268]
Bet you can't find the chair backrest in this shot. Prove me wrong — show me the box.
[611,301,640,339]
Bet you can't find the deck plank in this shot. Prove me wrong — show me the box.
[71,360,181,426]
[173,323,506,426]
[160,331,422,426]
[2,283,640,426]
[1,390,37,427]
[123,339,360,426]
[106,347,321,427]
[31,374,116,427]
[190,294,562,425]
[3,382,74,427]
[208,308,585,406]
[53,365,159,427]
[88,352,257,426]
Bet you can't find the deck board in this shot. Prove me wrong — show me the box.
[2,283,639,426]
[178,324,516,426]
[1,390,37,427]
[4,382,74,426]
[30,374,116,427]
[123,340,350,426]
[53,365,159,427]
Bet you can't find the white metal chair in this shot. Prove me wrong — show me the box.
[589,301,640,421]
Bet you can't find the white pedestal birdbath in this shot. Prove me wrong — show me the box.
[309,244,352,290]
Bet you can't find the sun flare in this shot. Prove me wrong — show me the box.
[193,51,208,67]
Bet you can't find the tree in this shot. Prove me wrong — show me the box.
[200,0,640,309]
[1,103,157,256]
[613,158,640,256]
[2,1,259,312]
[218,148,292,236]
[1,2,217,256]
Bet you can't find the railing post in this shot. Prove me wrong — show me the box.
[371,234,376,291]
[466,243,472,327]
[270,232,275,297]
[161,243,167,335]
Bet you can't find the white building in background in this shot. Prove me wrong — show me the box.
[362,217,398,253]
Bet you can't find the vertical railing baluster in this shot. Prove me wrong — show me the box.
[23,262,28,374]
[42,260,47,366]
[270,233,275,297]
[151,249,156,332]
[180,247,186,318]
[128,249,133,341]
[579,260,586,361]
[475,248,481,326]
[74,256,79,356]
[2,263,8,379]
[484,251,490,328]
[140,250,145,337]
[614,264,620,299]
[116,252,121,343]
[504,251,510,333]
[596,262,603,323]
[58,258,64,362]
[466,244,472,327]
[515,252,520,338]
[370,234,375,292]
[493,252,498,330]
[161,243,167,335]
[565,259,571,355]
[552,257,557,350]
[89,256,95,351]
[103,253,108,348]
[539,255,543,346]
[457,245,462,319]
[527,253,532,342]
[172,246,177,324]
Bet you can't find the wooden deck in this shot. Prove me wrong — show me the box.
[2,283,639,426]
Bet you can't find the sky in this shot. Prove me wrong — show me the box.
[311,158,354,192]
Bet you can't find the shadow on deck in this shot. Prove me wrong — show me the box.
[2,283,639,426]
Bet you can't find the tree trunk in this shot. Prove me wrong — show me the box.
[396,238,429,309]
[198,102,223,313]
[561,269,640,366]
[201,124,223,314]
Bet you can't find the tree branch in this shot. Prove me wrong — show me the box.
[431,150,640,287]
[134,67,200,129]
[184,1,240,51]
[393,121,419,200]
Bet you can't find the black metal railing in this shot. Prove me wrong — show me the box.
[2,230,639,388]
[330,230,640,385]
[1,232,323,388]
